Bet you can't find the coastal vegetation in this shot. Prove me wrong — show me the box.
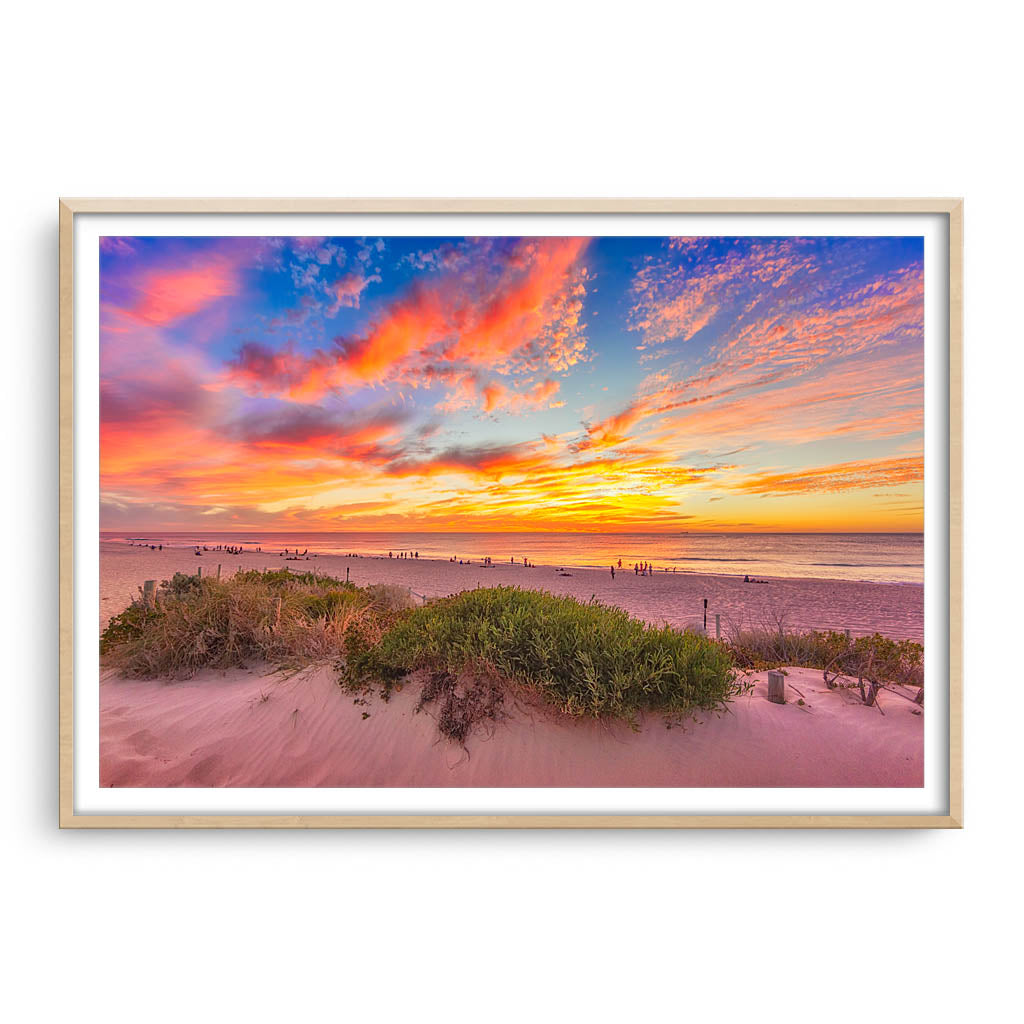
[100,570,412,679]
[341,585,738,724]
[101,570,738,734]
[724,624,924,691]
[101,569,922,740]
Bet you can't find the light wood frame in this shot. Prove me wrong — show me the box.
[59,198,963,829]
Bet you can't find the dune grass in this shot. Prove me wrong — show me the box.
[100,569,412,679]
[101,572,919,739]
[725,626,923,689]
[342,585,738,723]
[103,574,738,729]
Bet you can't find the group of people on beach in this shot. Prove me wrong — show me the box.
[440,554,535,567]
[124,538,694,581]
[192,544,261,556]
[281,548,315,561]
[631,561,667,576]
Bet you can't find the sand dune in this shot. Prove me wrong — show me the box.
[100,664,923,789]
[99,541,923,789]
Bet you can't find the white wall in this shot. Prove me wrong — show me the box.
[2,3,1018,1021]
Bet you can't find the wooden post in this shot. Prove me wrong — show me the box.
[197,566,202,578]
[143,580,155,607]
[767,670,786,704]
[703,598,708,633]
[715,613,721,639]
[346,567,350,584]
[273,596,282,631]
[217,563,222,580]
[845,628,851,639]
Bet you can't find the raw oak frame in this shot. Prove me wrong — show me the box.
[58,197,964,829]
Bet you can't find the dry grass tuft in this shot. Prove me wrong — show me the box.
[723,609,923,690]
[100,569,390,679]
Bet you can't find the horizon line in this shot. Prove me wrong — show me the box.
[100,528,926,536]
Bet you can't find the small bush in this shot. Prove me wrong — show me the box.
[343,586,737,722]
[100,601,163,656]
[726,627,923,688]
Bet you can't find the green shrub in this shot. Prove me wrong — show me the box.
[343,586,737,722]
[100,601,164,656]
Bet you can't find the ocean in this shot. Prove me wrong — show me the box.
[102,531,924,585]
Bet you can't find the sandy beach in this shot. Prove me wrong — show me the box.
[97,540,924,789]
[100,663,923,788]
[100,540,923,641]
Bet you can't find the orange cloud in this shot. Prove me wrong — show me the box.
[727,456,923,495]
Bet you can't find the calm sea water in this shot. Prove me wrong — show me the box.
[102,531,924,585]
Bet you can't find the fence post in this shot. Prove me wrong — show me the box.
[143,580,155,607]
[197,566,202,578]
[346,567,350,584]
[767,670,786,704]
[715,613,721,639]
[217,563,222,580]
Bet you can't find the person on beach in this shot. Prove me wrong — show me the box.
[610,565,615,578]
[634,563,638,574]
[617,558,622,568]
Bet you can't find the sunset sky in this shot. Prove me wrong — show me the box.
[99,234,924,533]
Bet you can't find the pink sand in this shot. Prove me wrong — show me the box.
[99,541,924,788]
[100,664,923,788]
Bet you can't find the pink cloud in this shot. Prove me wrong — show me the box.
[127,261,240,325]
[629,240,819,350]
[327,271,378,315]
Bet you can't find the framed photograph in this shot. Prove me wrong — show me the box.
[59,198,962,828]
